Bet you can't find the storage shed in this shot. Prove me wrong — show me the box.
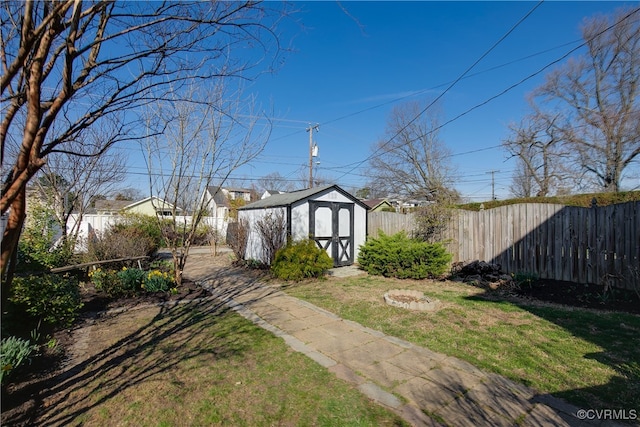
[238,185,369,267]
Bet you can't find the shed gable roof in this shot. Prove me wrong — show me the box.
[239,185,369,210]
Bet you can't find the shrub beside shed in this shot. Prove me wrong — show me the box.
[238,185,369,267]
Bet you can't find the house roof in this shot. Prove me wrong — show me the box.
[94,199,131,211]
[206,186,230,207]
[128,196,183,212]
[362,198,392,209]
[223,187,253,193]
[239,185,369,210]
[93,196,182,213]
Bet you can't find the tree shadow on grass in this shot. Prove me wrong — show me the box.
[465,292,640,416]
[2,261,280,426]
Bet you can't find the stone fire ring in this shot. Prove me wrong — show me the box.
[383,289,440,311]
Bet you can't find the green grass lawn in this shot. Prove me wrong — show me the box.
[33,302,407,427]
[284,275,640,411]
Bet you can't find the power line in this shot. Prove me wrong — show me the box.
[332,5,640,184]
[267,8,581,145]
[333,1,545,181]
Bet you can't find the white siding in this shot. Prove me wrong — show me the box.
[314,189,353,204]
[239,207,288,263]
[353,203,367,261]
[290,202,309,239]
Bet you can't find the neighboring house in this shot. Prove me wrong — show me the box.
[200,186,257,240]
[222,187,253,202]
[238,184,369,267]
[93,196,183,216]
[202,186,255,221]
[261,189,285,199]
[362,198,395,212]
[387,197,433,213]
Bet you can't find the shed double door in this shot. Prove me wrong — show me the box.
[309,201,354,267]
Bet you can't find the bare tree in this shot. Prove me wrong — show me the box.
[294,168,333,190]
[367,101,458,201]
[0,1,289,298]
[534,7,640,192]
[228,218,250,262]
[35,130,126,246]
[257,172,296,193]
[254,208,287,264]
[509,160,535,198]
[503,112,569,197]
[144,82,270,286]
[113,188,145,202]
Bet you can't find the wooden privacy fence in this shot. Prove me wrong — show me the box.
[368,211,416,238]
[367,202,640,290]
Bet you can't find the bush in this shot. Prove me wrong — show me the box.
[227,219,249,261]
[88,267,146,297]
[0,336,38,385]
[89,266,174,296]
[10,274,83,327]
[358,231,452,279]
[162,222,213,247]
[84,214,163,263]
[17,203,74,271]
[89,268,125,297]
[271,239,333,281]
[149,259,175,276]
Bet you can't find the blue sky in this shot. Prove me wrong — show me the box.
[124,1,639,201]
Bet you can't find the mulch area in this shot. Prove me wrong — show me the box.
[513,278,640,315]
[79,279,208,313]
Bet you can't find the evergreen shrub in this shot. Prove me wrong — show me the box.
[358,231,452,279]
[10,274,83,327]
[17,203,73,271]
[89,268,126,297]
[271,239,333,281]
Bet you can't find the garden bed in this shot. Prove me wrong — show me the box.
[513,278,640,315]
[79,279,207,313]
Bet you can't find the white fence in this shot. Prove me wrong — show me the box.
[69,214,228,251]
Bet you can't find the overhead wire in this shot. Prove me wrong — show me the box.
[332,5,640,185]
[333,1,545,181]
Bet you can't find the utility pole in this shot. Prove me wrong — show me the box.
[306,124,319,188]
[486,170,499,200]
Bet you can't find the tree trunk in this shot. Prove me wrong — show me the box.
[1,187,26,311]
[173,252,184,287]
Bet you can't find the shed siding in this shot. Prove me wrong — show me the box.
[353,204,367,261]
[291,201,309,239]
[313,190,354,204]
[240,207,288,263]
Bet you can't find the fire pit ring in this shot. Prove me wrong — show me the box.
[383,289,440,311]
